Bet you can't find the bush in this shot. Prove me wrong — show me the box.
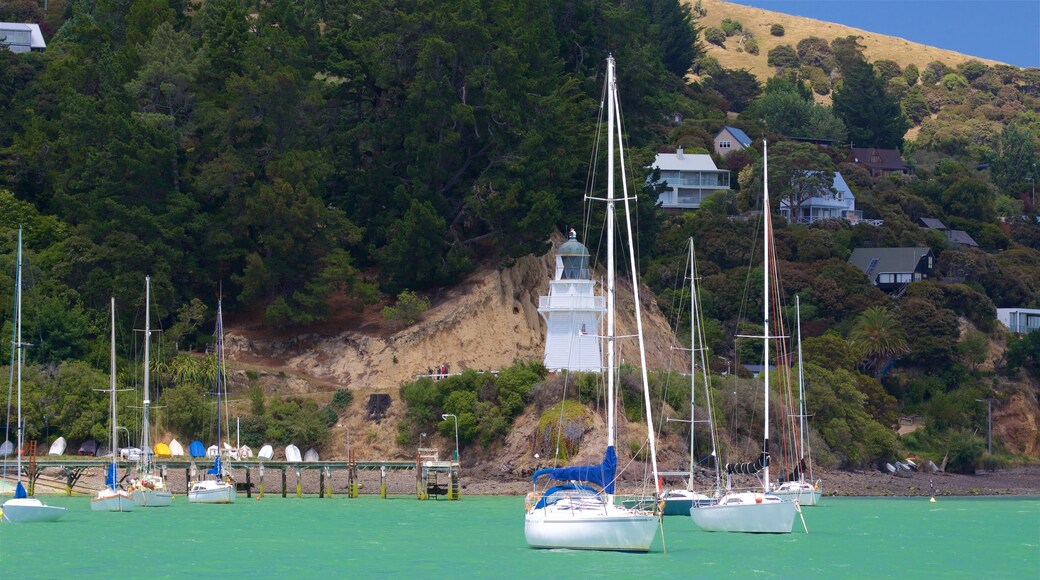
[743,35,759,56]
[382,290,431,327]
[319,405,339,427]
[903,63,919,86]
[332,388,353,409]
[704,27,726,47]
[720,18,743,36]
[767,45,800,69]
[770,23,784,36]
[945,430,985,474]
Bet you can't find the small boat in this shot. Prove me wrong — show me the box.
[188,301,236,505]
[258,445,274,460]
[189,440,206,458]
[285,444,302,463]
[79,439,98,456]
[168,439,184,457]
[91,298,134,513]
[206,444,219,457]
[154,442,171,457]
[304,448,319,462]
[0,440,13,457]
[239,445,253,459]
[1,229,66,522]
[48,437,67,456]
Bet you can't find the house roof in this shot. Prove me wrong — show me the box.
[777,171,854,208]
[0,23,45,49]
[919,217,947,230]
[653,150,722,172]
[849,147,907,170]
[947,230,979,247]
[718,126,752,148]
[848,247,933,276]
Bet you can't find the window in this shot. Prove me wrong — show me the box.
[719,140,731,149]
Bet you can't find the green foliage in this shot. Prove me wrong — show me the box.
[319,405,339,427]
[263,396,331,450]
[989,123,1037,192]
[940,73,969,91]
[159,383,209,442]
[643,0,703,77]
[249,383,266,416]
[704,27,726,47]
[770,24,785,37]
[944,430,986,474]
[742,35,759,56]
[796,37,835,74]
[381,290,431,327]
[873,60,902,82]
[332,388,354,410]
[767,45,799,69]
[832,56,909,149]
[536,400,589,462]
[903,64,919,86]
[720,18,743,36]
[1005,330,1040,375]
[848,306,910,379]
[705,68,761,112]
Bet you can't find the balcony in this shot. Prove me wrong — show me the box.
[538,295,606,311]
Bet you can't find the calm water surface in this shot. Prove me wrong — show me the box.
[1,495,1037,578]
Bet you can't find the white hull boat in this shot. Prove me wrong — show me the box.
[169,439,184,457]
[48,437,67,456]
[91,488,135,512]
[661,489,716,515]
[188,480,236,504]
[285,445,302,462]
[258,445,274,460]
[2,497,67,523]
[771,481,821,506]
[690,492,796,533]
[130,489,173,507]
[525,497,658,552]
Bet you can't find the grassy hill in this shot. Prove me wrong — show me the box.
[693,0,1004,89]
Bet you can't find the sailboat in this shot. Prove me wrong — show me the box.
[689,141,799,533]
[659,239,719,515]
[770,295,822,506]
[524,56,662,552]
[188,299,236,504]
[1,228,67,523]
[128,276,173,507]
[91,298,135,512]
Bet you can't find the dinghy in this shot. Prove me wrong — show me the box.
[285,445,302,463]
[79,439,98,456]
[189,440,206,458]
[48,437,67,456]
[304,448,319,462]
[258,445,274,460]
[169,439,184,457]
[154,442,171,457]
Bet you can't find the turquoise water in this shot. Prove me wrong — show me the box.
[1,495,1038,578]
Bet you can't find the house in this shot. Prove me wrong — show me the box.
[713,126,753,157]
[0,23,46,53]
[997,308,1040,334]
[652,148,731,210]
[918,217,979,248]
[778,171,862,224]
[848,147,909,178]
[848,247,934,292]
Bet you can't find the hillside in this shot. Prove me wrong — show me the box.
[693,0,1004,87]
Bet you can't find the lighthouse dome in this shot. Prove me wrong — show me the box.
[557,229,591,280]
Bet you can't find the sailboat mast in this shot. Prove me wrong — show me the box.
[110,297,117,486]
[796,295,805,468]
[142,276,151,466]
[688,239,696,484]
[605,56,616,452]
[14,228,23,485]
[215,300,223,455]
[612,60,661,494]
[762,140,772,494]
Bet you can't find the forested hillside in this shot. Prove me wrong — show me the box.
[0,0,1037,472]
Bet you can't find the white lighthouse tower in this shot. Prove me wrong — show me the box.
[538,230,605,371]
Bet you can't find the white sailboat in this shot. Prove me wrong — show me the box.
[1,228,67,523]
[91,298,135,512]
[524,56,662,552]
[188,299,236,504]
[771,295,822,506]
[689,141,799,533]
[659,239,719,515]
[128,276,173,507]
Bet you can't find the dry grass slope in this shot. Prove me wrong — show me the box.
[693,0,1004,96]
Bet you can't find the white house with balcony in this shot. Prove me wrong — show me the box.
[0,23,46,53]
[997,308,1040,334]
[652,148,731,210]
[779,171,862,224]
[537,230,605,372]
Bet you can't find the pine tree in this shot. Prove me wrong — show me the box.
[832,57,909,149]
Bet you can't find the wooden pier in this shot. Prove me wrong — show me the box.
[7,449,461,500]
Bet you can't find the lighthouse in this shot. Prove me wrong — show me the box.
[538,229,605,371]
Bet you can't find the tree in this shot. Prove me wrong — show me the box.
[767,45,799,69]
[770,24,784,37]
[796,37,834,74]
[704,27,725,47]
[643,0,702,77]
[958,329,990,372]
[750,141,836,221]
[989,123,1038,192]
[848,306,910,380]
[705,68,760,112]
[832,56,909,149]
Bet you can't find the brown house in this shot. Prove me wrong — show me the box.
[848,147,909,178]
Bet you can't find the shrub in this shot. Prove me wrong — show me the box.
[944,430,985,474]
[940,73,969,91]
[332,388,353,409]
[704,27,726,47]
[319,405,339,427]
[720,18,743,36]
[903,63,919,86]
[382,290,431,327]
[767,45,800,69]
[743,35,759,56]
[770,23,784,36]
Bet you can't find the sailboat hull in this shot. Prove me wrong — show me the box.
[188,481,236,504]
[771,482,821,506]
[130,489,173,507]
[661,490,716,515]
[91,490,135,512]
[525,503,658,551]
[2,498,67,522]
[690,493,796,533]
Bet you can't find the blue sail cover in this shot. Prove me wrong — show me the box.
[105,463,117,490]
[207,456,222,476]
[189,440,206,458]
[531,446,617,495]
[14,481,26,499]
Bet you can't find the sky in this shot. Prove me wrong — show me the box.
[727,0,1040,68]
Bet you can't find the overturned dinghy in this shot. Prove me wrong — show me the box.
[169,439,185,457]
[154,442,172,457]
[304,448,319,462]
[0,440,13,457]
[189,440,206,458]
[79,439,98,456]
[284,444,302,463]
[239,445,253,459]
[258,445,274,460]
[48,437,67,456]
